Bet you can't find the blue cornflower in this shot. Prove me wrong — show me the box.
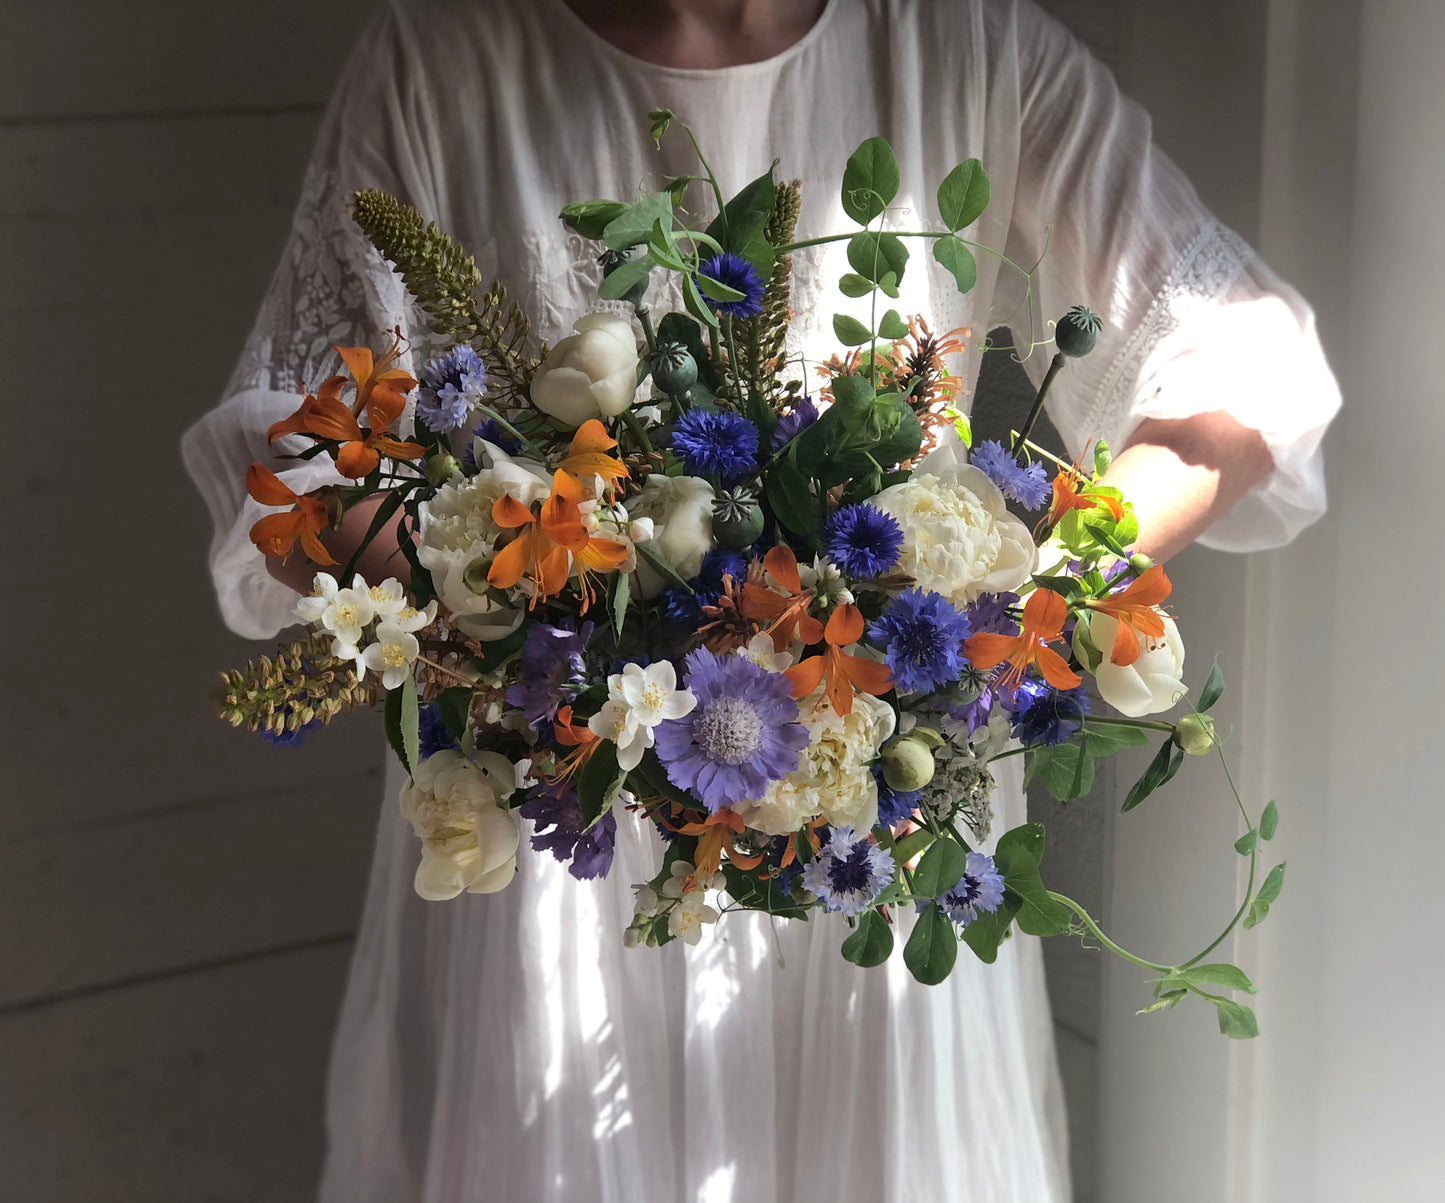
[417,344,488,434]
[867,588,974,694]
[696,251,765,319]
[518,783,617,880]
[971,440,1050,510]
[873,763,923,826]
[801,827,895,917]
[417,702,460,760]
[660,548,750,627]
[654,648,810,812]
[659,586,704,627]
[936,852,1006,926]
[505,621,594,726]
[1004,675,1090,747]
[670,409,760,483]
[771,395,819,450]
[824,503,904,579]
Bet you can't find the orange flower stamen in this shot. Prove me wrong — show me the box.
[784,603,894,717]
[964,588,1082,694]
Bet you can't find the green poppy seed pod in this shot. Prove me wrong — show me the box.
[1175,713,1216,756]
[424,452,463,486]
[880,735,937,792]
[1128,552,1154,576]
[1055,305,1103,358]
[650,341,698,395]
[462,556,492,596]
[711,489,765,548]
[599,248,650,306]
[1093,439,1113,477]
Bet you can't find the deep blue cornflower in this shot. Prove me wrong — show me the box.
[936,852,1006,926]
[964,591,1020,636]
[696,251,765,319]
[660,547,750,627]
[417,702,460,761]
[670,409,760,483]
[771,395,819,450]
[867,588,974,694]
[659,586,705,627]
[1004,675,1091,747]
[518,783,617,880]
[971,440,1050,510]
[824,503,904,579]
[505,621,594,727]
[801,827,895,917]
[873,763,924,826]
[417,344,488,434]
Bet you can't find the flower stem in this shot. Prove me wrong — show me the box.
[1082,715,1177,733]
[1012,352,1066,454]
[1048,891,1174,973]
[620,408,654,455]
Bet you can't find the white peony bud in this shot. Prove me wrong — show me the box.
[530,313,640,425]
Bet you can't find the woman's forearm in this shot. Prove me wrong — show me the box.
[1097,411,1274,562]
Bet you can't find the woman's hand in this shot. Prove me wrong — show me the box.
[266,494,415,594]
[1098,411,1274,562]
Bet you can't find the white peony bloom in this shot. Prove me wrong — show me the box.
[871,436,1037,606]
[295,572,340,626]
[360,620,421,690]
[1089,610,1187,717]
[530,313,640,425]
[624,474,716,593]
[398,749,520,901]
[587,661,697,771]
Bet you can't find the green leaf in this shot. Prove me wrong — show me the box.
[889,827,935,870]
[936,158,991,230]
[1213,999,1260,1039]
[1243,899,1271,929]
[839,272,875,298]
[696,272,746,303]
[840,136,900,225]
[722,864,811,920]
[1027,744,1096,802]
[993,823,1072,937]
[647,108,674,144]
[400,674,420,779]
[960,895,1019,964]
[877,308,908,340]
[612,570,630,640]
[1257,861,1287,905]
[383,685,411,777]
[903,903,958,985]
[597,254,653,301]
[634,749,697,811]
[1120,738,1185,813]
[841,909,895,967]
[645,218,690,272]
[1260,800,1279,841]
[847,231,909,286]
[681,271,720,329]
[705,165,778,280]
[912,838,969,899]
[436,687,473,743]
[832,313,874,346]
[1080,723,1150,757]
[577,739,626,829]
[339,489,405,583]
[1031,573,1084,601]
[1234,829,1258,856]
[765,458,820,536]
[932,234,978,294]
[470,624,527,674]
[1137,988,1187,1015]
[602,192,674,251]
[560,198,629,240]
[1179,963,1257,994]
[1198,662,1226,712]
[635,541,696,591]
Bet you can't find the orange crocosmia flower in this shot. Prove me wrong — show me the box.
[784,603,894,718]
[741,546,824,650]
[487,471,629,608]
[1045,468,1124,531]
[1086,563,1172,666]
[245,463,334,565]
[964,587,1082,693]
[554,419,630,491]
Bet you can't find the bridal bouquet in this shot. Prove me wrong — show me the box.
[218,111,1281,1038]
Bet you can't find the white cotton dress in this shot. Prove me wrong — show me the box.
[181,2,1340,1200]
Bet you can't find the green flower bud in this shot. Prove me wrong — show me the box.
[1055,305,1103,358]
[880,735,937,792]
[599,249,650,305]
[1071,611,1104,672]
[907,725,945,749]
[424,452,463,486]
[1093,438,1113,477]
[1128,553,1154,576]
[1175,713,1216,755]
[650,341,698,395]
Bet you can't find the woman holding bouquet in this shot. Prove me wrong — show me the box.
[184,1,1339,1199]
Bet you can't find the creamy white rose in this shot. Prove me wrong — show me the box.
[1087,610,1186,717]
[871,436,1037,605]
[530,313,640,425]
[399,749,520,901]
[624,473,716,594]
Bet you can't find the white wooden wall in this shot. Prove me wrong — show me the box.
[0,3,1262,1200]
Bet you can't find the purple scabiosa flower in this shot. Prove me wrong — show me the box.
[417,344,488,434]
[417,702,460,761]
[696,251,765,319]
[770,395,819,450]
[518,783,617,880]
[654,648,809,812]
[670,409,760,483]
[824,503,904,579]
[505,621,594,726]
[1003,675,1090,747]
[873,763,923,826]
[971,440,1050,510]
[964,591,1020,636]
[867,588,974,694]
[937,851,1006,926]
[801,827,895,917]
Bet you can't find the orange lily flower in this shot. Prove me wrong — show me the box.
[554,419,630,493]
[1085,563,1172,666]
[742,546,824,650]
[549,705,602,781]
[784,603,894,717]
[245,463,334,564]
[964,588,1082,693]
[1044,467,1124,531]
[487,471,629,608]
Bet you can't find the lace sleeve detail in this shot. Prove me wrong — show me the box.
[1080,220,1251,447]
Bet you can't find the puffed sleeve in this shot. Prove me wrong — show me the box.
[991,0,1340,552]
[181,5,440,638]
